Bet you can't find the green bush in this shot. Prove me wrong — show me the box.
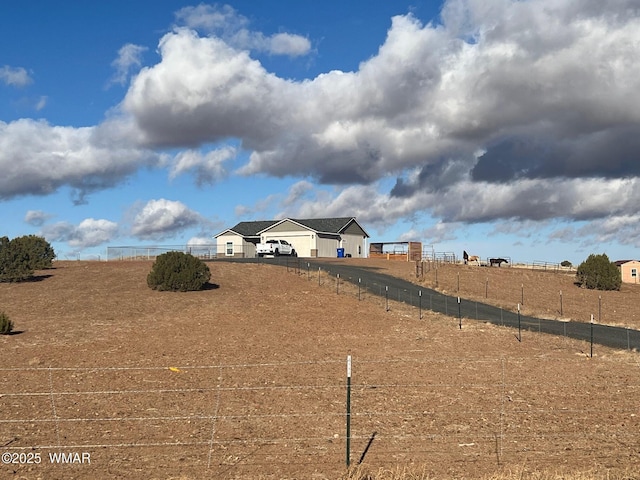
[561,260,572,268]
[147,252,211,292]
[576,253,621,291]
[0,235,56,282]
[12,235,55,270]
[0,236,33,282]
[0,311,14,335]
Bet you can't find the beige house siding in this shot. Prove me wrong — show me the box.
[260,221,315,257]
[216,233,255,258]
[261,231,313,257]
[340,233,367,257]
[316,235,340,257]
[262,220,306,234]
[342,220,367,237]
[620,261,640,284]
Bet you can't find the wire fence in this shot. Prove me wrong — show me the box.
[518,260,575,273]
[2,355,639,478]
[283,258,640,353]
[106,245,218,261]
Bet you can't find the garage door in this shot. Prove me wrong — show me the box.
[265,234,312,257]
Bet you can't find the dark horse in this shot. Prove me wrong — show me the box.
[489,258,508,267]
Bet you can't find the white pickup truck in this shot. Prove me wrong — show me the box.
[256,239,296,257]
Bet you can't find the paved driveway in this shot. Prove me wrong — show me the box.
[217,257,640,351]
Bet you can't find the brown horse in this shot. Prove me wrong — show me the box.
[463,250,480,265]
[489,258,508,267]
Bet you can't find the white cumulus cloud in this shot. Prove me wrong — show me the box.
[24,210,53,227]
[169,146,237,185]
[0,118,161,203]
[130,199,204,241]
[41,218,119,249]
[122,0,640,227]
[0,65,33,87]
[174,4,311,57]
[109,43,148,87]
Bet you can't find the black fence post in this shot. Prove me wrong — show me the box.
[385,286,389,311]
[590,314,594,358]
[346,355,351,468]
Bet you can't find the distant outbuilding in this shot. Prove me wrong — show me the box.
[615,260,640,284]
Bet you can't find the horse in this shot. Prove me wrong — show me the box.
[463,250,480,265]
[489,258,508,267]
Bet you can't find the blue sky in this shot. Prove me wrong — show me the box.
[2,0,639,264]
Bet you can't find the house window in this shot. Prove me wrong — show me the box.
[632,268,637,278]
[226,242,233,256]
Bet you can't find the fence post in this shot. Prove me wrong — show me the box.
[627,327,631,350]
[346,355,352,468]
[385,286,389,311]
[599,296,602,323]
[590,314,594,358]
[458,297,461,329]
[419,290,422,319]
[517,303,521,342]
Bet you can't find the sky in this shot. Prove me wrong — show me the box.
[1,0,639,265]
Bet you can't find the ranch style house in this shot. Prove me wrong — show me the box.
[615,260,640,284]
[214,217,369,258]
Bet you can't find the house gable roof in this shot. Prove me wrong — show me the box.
[215,217,369,238]
[214,220,278,238]
[258,217,369,237]
[615,259,639,266]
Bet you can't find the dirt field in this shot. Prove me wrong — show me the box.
[1,259,639,479]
